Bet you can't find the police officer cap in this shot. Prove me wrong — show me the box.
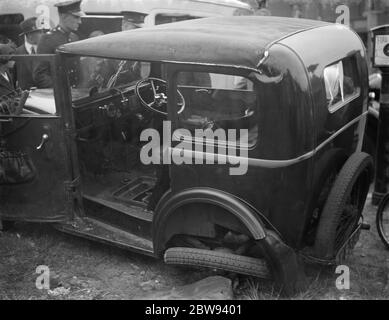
[19,17,48,36]
[121,11,147,27]
[55,0,85,17]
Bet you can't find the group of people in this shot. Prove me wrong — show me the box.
[0,0,84,97]
[0,0,148,101]
[0,0,273,101]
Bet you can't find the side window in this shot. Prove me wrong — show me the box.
[0,54,59,117]
[176,72,258,148]
[324,56,361,113]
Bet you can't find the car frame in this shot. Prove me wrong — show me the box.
[0,16,374,295]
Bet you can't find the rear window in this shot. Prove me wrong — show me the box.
[324,56,361,113]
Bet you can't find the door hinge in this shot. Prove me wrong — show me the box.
[64,176,84,218]
[64,176,82,202]
[64,124,77,139]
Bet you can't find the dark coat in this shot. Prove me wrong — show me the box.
[0,71,16,98]
[15,44,36,90]
[79,57,115,89]
[34,26,79,88]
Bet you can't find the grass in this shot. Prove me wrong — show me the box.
[238,264,389,300]
[1,200,389,301]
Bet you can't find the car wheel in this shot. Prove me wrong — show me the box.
[313,153,373,261]
[376,194,389,250]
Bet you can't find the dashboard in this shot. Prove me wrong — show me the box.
[72,83,155,145]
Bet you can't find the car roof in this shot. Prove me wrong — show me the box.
[59,16,331,71]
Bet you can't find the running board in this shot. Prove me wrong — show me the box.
[164,247,271,279]
[57,217,155,257]
[82,194,153,239]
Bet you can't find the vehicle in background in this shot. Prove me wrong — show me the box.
[79,0,253,36]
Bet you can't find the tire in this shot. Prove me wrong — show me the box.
[314,153,373,260]
[376,194,389,250]
[164,247,271,279]
[303,149,347,246]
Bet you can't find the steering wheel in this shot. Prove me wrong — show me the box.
[135,78,185,116]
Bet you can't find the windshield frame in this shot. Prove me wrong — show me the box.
[62,53,163,103]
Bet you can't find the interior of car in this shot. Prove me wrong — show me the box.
[69,58,259,214]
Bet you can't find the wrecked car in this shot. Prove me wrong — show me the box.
[0,16,374,294]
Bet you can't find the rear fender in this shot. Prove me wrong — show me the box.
[152,188,266,256]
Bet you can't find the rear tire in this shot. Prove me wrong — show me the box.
[314,153,373,261]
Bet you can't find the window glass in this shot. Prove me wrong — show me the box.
[71,57,153,101]
[176,72,258,148]
[0,54,58,116]
[324,56,360,112]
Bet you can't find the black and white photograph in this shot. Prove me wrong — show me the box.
[0,0,388,304]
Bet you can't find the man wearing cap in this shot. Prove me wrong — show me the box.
[34,0,84,88]
[15,17,47,90]
[122,11,147,30]
[106,11,148,88]
[254,0,271,16]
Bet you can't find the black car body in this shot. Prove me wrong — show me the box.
[0,16,374,294]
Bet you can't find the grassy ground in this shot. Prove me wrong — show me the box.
[239,195,389,300]
[0,196,388,300]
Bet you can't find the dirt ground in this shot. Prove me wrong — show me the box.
[0,194,388,300]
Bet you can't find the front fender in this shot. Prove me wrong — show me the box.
[152,188,267,256]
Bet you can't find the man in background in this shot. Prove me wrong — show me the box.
[122,11,147,31]
[0,35,17,86]
[0,43,16,98]
[34,0,84,88]
[79,30,116,90]
[254,0,271,16]
[15,17,47,90]
[107,11,148,88]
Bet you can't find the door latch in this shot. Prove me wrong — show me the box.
[37,134,49,150]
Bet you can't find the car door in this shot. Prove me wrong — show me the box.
[0,54,75,222]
